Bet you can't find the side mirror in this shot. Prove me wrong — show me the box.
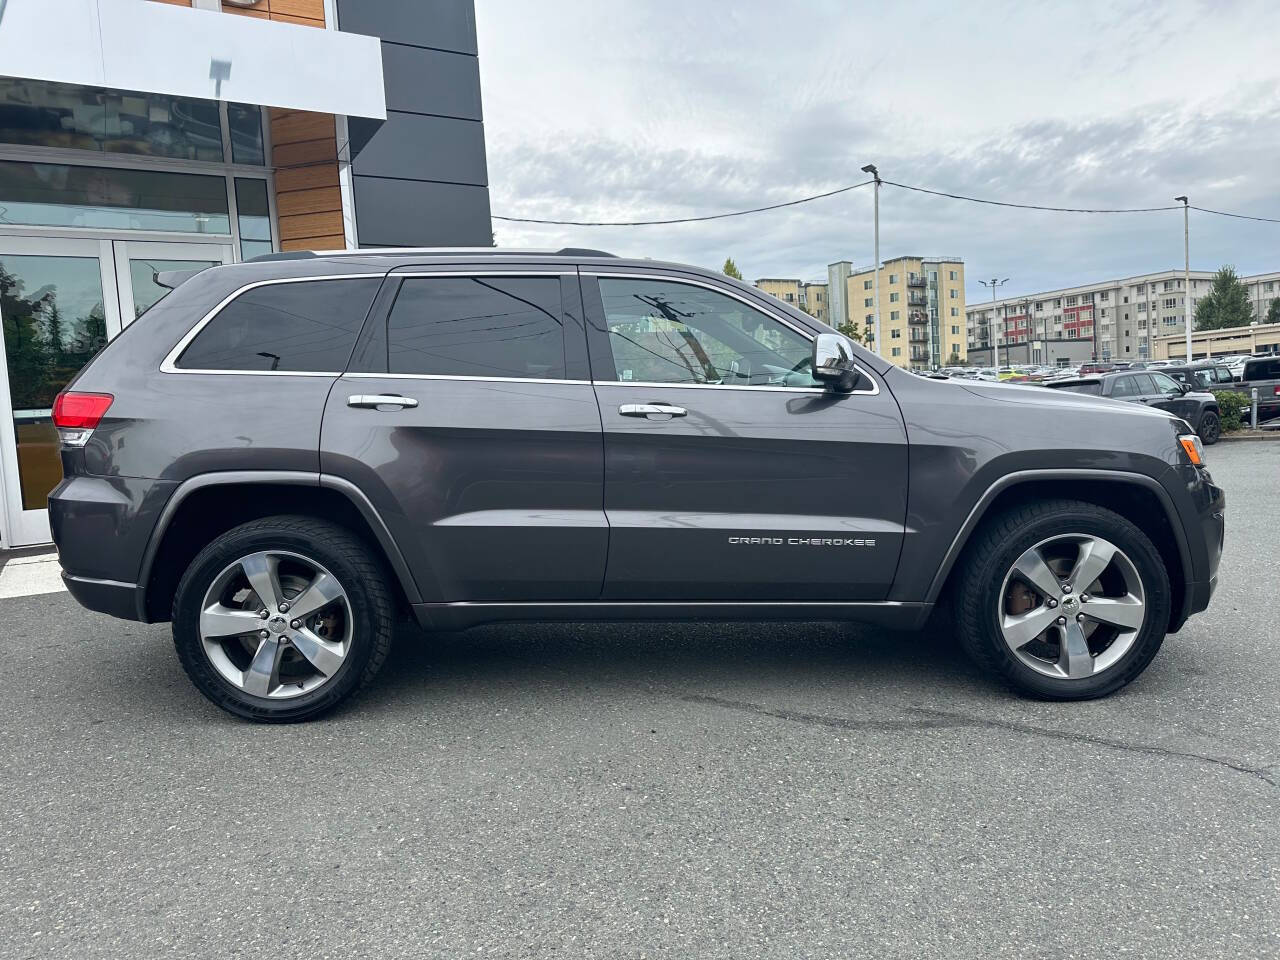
[1179,382,1192,394]
[812,333,859,391]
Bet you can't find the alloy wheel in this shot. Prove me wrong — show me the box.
[997,533,1146,680]
[198,550,353,699]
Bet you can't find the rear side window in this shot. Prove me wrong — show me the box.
[1110,376,1142,398]
[1055,382,1101,396]
[386,277,565,379]
[176,278,381,372]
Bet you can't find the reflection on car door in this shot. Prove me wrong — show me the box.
[1148,371,1198,420]
[582,272,909,601]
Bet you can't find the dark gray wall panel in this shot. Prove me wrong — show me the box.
[354,113,488,186]
[336,0,477,55]
[382,44,482,119]
[353,177,493,247]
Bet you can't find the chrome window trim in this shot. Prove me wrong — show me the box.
[583,271,881,396]
[160,273,383,375]
[344,372,592,386]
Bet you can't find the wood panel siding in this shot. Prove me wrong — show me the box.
[219,0,345,250]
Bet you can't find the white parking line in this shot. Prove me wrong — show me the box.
[0,552,66,599]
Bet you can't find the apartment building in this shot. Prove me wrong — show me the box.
[828,256,966,370]
[967,268,1280,367]
[753,278,828,323]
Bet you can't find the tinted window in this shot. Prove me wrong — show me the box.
[1150,372,1180,393]
[597,278,819,388]
[177,278,380,371]
[1054,382,1102,395]
[1110,376,1143,398]
[387,277,564,379]
[1244,358,1280,381]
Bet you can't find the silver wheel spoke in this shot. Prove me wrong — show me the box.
[200,603,261,639]
[1011,546,1062,598]
[287,572,343,621]
[1068,537,1116,594]
[240,552,283,612]
[1001,605,1061,651]
[242,635,284,697]
[289,628,344,677]
[1058,620,1094,678]
[1084,595,1145,631]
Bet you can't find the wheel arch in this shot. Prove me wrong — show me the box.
[927,470,1192,626]
[137,471,422,623]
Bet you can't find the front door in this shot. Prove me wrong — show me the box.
[1147,370,1202,422]
[583,272,909,601]
[0,237,124,547]
[113,240,232,325]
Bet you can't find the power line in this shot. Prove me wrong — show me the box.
[1189,205,1280,224]
[882,180,1182,214]
[491,179,874,226]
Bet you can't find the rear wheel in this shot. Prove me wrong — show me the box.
[955,499,1171,700]
[172,516,394,722]
[1198,410,1221,445]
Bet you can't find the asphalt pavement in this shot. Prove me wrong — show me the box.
[1,443,1277,959]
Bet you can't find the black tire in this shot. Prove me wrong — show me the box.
[172,516,394,723]
[954,498,1171,701]
[1198,410,1221,445]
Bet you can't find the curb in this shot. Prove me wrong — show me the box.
[1217,431,1280,442]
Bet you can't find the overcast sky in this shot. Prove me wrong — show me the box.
[475,0,1279,301]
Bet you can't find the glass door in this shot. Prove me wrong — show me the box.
[112,240,232,324]
[0,237,123,548]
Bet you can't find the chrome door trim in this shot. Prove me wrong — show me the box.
[581,271,881,396]
[342,372,593,386]
[159,273,383,375]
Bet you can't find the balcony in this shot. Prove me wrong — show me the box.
[908,331,928,343]
[907,274,927,288]
[910,348,930,362]
[907,293,928,307]
[908,311,928,325]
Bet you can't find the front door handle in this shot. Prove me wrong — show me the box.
[347,394,419,409]
[619,402,687,418]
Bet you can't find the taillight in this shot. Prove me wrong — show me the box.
[52,391,113,447]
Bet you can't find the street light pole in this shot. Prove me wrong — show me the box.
[979,277,1009,368]
[1176,195,1191,361]
[861,163,881,359]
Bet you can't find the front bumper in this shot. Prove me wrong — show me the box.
[1167,467,1224,632]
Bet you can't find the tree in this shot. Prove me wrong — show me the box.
[1267,298,1280,325]
[1194,266,1253,331]
[836,321,863,344]
[722,258,743,281]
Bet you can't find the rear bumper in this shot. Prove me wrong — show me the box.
[62,572,143,621]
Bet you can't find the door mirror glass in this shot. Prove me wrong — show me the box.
[812,333,858,390]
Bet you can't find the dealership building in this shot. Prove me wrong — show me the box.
[0,0,492,548]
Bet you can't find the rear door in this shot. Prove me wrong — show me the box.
[583,270,908,601]
[320,266,606,603]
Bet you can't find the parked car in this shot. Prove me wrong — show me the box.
[1079,361,1117,375]
[1210,355,1280,421]
[1159,363,1235,391]
[49,249,1225,721]
[1043,370,1222,443]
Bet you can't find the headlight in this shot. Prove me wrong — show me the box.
[1178,433,1204,466]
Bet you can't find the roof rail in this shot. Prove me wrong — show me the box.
[554,247,616,257]
[253,247,618,260]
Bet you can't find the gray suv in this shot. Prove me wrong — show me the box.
[49,250,1225,721]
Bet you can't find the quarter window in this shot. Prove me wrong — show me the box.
[177,278,381,371]
[387,277,565,379]
[597,278,819,388]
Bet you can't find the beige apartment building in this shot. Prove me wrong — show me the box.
[753,278,829,323]
[828,256,967,370]
[967,268,1280,366]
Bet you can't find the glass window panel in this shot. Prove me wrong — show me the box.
[598,278,819,388]
[177,278,380,371]
[128,258,217,319]
[228,103,265,165]
[0,160,230,234]
[387,278,565,379]
[234,178,272,260]
[0,253,109,510]
[0,78,223,162]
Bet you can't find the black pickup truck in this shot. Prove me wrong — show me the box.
[1211,356,1280,422]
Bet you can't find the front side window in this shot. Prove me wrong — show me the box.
[387,277,565,379]
[597,278,820,388]
[1150,372,1180,393]
[176,278,381,371]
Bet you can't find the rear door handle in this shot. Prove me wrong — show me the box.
[347,394,419,409]
[619,402,687,418]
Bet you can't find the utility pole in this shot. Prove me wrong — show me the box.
[1176,195,1191,361]
[861,163,881,359]
[979,277,1008,368]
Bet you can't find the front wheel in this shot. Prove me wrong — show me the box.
[172,516,394,722]
[954,499,1171,700]
[1198,410,1221,445]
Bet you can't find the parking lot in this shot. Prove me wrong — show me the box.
[1,441,1276,959]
